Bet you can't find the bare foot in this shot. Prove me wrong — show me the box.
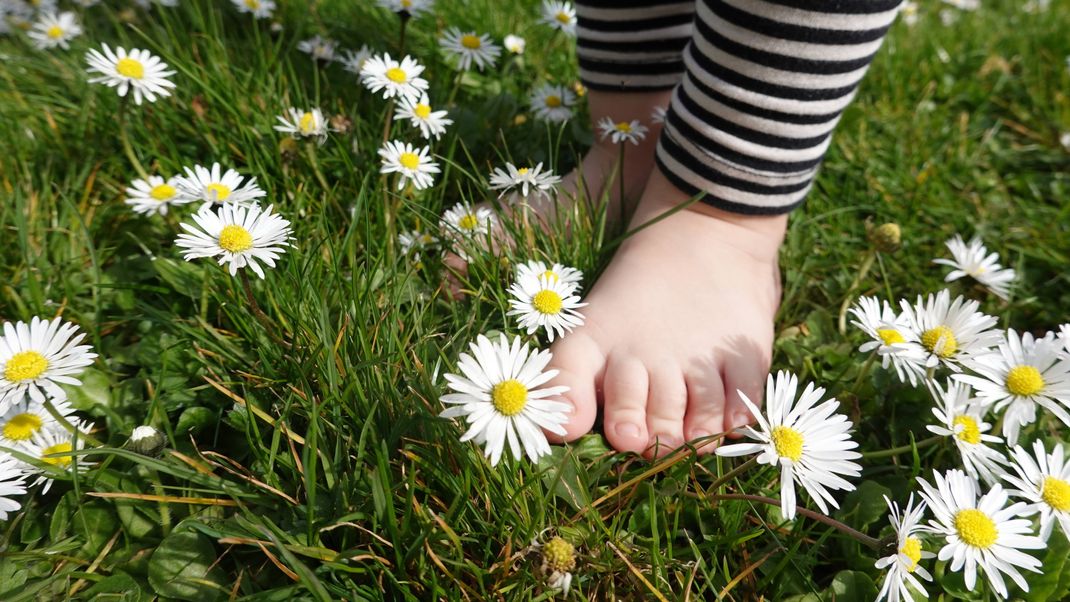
[545,169,785,457]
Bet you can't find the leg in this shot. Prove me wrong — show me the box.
[548,0,902,455]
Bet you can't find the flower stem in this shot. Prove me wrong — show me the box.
[239,270,278,337]
[861,434,942,460]
[837,249,876,335]
[708,493,882,550]
[398,13,409,53]
[707,456,757,491]
[117,99,149,181]
[849,352,877,396]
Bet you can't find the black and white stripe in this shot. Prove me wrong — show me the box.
[576,0,901,214]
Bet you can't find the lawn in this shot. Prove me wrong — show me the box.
[1,0,1070,599]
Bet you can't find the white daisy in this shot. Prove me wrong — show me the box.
[398,229,435,260]
[1,2,32,35]
[933,235,1016,301]
[651,105,668,124]
[230,0,274,18]
[27,11,80,50]
[529,84,575,123]
[508,274,586,342]
[716,371,862,520]
[597,117,648,145]
[899,289,1001,371]
[274,107,330,144]
[1,395,76,446]
[84,44,176,105]
[439,28,500,72]
[25,0,58,14]
[376,0,433,18]
[942,0,980,9]
[540,0,576,36]
[488,162,561,204]
[340,45,373,75]
[378,140,440,191]
[21,420,94,493]
[848,296,927,387]
[1060,132,1070,151]
[0,455,26,521]
[900,1,919,26]
[1004,440,1070,542]
[875,494,934,602]
[440,202,495,243]
[956,329,1070,444]
[124,175,194,216]
[1059,324,1070,357]
[439,333,570,465]
[0,317,96,410]
[504,34,525,54]
[175,162,266,208]
[174,203,293,279]
[394,94,452,140]
[297,35,336,62]
[360,53,429,102]
[917,469,1044,599]
[925,380,1008,485]
[515,260,583,292]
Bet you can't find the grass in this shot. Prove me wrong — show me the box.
[1,0,1070,599]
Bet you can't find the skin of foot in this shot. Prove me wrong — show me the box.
[545,168,786,457]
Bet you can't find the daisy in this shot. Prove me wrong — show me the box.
[340,45,373,75]
[515,260,583,292]
[917,469,1043,599]
[651,105,667,124]
[848,296,927,387]
[297,35,336,62]
[933,235,1016,300]
[955,329,1070,444]
[942,0,980,9]
[394,94,452,140]
[875,494,934,602]
[230,0,274,18]
[21,420,94,493]
[0,317,96,410]
[376,0,433,18]
[0,455,26,521]
[529,84,575,123]
[508,274,586,342]
[440,202,495,242]
[439,333,570,465]
[27,11,81,50]
[25,0,58,13]
[716,371,862,520]
[274,107,330,144]
[84,44,176,105]
[398,228,435,259]
[378,140,440,191]
[899,289,1001,371]
[1,395,76,446]
[439,28,500,72]
[504,34,525,54]
[1061,132,1070,151]
[489,162,561,204]
[128,424,166,456]
[925,380,1008,485]
[174,203,293,279]
[597,117,648,145]
[1004,440,1070,542]
[537,536,577,595]
[124,175,194,216]
[1059,324,1070,357]
[360,53,428,102]
[541,1,576,36]
[900,1,919,26]
[175,162,266,208]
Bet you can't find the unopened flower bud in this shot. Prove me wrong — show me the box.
[128,425,166,456]
[869,222,901,253]
[541,536,576,573]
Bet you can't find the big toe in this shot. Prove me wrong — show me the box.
[544,332,603,443]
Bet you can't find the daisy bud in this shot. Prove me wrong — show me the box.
[541,537,576,573]
[129,425,166,456]
[869,222,902,253]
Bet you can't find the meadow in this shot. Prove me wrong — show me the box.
[1,0,1070,599]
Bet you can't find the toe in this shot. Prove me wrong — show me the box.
[683,368,727,455]
[544,333,604,443]
[722,348,770,438]
[644,366,688,458]
[602,353,650,454]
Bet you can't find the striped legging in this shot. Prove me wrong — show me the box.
[576,0,902,215]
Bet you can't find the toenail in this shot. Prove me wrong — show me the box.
[690,429,711,441]
[731,412,751,429]
[616,423,641,439]
[656,435,681,448]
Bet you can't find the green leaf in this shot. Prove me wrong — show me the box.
[825,570,878,601]
[84,571,147,600]
[1022,529,1070,601]
[836,480,892,530]
[148,531,227,601]
[176,406,216,435]
[62,368,112,411]
[72,501,119,557]
[538,445,592,511]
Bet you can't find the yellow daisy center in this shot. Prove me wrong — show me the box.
[116,57,145,79]
[1005,365,1044,397]
[298,112,316,133]
[614,122,632,133]
[243,0,260,7]
[491,379,527,416]
[218,224,253,253]
[542,536,576,572]
[205,182,231,201]
[458,214,479,231]
[149,183,176,201]
[4,351,49,382]
[401,0,412,7]
[555,11,572,24]
[920,325,958,357]
[46,25,63,39]
[517,167,530,175]
[398,152,420,170]
[532,289,563,315]
[2,413,43,441]
[414,104,432,119]
[770,425,804,462]
[41,441,73,467]
[877,328,905,345]
[544,95,562,108]
[541,270,559,283]
[1041,476,1070,512]
[460,35,482,50]
[954,509,998,549]
[900,536,922,572]
[385,67,408,84]
[952,415,981,445]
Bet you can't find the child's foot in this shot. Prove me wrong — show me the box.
[545,170,786,456]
